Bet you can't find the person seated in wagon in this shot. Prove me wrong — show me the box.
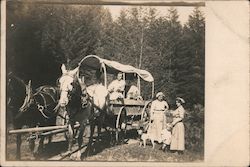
[126,84,143,101]
[108,72,126,101]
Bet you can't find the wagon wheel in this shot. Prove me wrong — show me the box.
[115,106,128,144]
[141,101,152,122]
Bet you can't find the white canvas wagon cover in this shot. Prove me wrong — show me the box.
[79,55,154,82]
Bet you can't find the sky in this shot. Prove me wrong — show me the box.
[104,5,205,25]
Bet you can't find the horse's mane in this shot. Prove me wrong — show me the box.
[67,78,83,109]
[7,74,27,109]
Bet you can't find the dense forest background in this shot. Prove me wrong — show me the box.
[6,1,205,154]
[6,2,205,108]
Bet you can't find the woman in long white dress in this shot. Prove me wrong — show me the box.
[170,97,185,154]
[147,92,169,143]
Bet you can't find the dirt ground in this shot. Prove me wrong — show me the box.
[6,126,203,162]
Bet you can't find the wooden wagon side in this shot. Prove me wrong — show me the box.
[109,99,152,143]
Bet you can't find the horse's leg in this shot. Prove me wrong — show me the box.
[97,113,104,141]
[39,137,45,151]
[97,123,101,142]
[33,136,44,159]
[110,128,116,146]
[77,124,86,149]
[47,120,54,145]
[85,122,95,156]
[16,134,22,160]
[68,123,74,152]
[48,135,52,145]
[75,123,86,160]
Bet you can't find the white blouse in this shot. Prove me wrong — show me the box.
[171,105,185,125]
[150,100,169,114]
[108,79,126,92]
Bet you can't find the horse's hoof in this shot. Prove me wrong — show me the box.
[76,151,81,161]
[33,152,40,160]
[69,154,75,160]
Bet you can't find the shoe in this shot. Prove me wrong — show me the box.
[94,110,100,117]
[164,147,169,153]
[160,146,165,151]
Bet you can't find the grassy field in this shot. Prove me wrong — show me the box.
[6,127,203,162]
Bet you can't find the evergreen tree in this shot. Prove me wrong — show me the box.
[177,7,205,107]
[6,2,58,86]
[94,8,114,59]
[146,8,183,104]
[41,5,104,69]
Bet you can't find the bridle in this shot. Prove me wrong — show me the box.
[79,83,89,108]
[59,74,75,100]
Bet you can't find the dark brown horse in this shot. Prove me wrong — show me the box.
[7,73,58,159]
[57,64,109,160]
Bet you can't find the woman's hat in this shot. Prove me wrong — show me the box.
[176,97,185,104]
[156,92,165,98]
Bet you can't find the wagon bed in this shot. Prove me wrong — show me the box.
[110,99,150,116]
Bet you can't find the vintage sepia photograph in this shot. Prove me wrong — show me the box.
[4,0,205,163]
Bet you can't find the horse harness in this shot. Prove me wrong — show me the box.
[33,88,58,119]
[19,87,58,119]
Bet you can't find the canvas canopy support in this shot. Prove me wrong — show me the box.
[79,55,155,98]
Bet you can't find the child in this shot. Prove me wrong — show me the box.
[160,123,172,152]
[160,110,173,152]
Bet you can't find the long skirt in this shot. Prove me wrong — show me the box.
[170,122,185,150]
[147,112,165,142]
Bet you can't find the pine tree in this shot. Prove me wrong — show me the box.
[146,8,183,104]
[177,7,205,107]
[41,5,104,69]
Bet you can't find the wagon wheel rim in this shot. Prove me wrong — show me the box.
[115,106,128,144]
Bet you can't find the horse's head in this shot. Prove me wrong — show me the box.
[7,73,33,115]
[7,73,24,106]
[57,64,79,107]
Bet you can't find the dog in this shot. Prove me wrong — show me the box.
[137,121,155,149]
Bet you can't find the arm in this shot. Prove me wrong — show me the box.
[150,101,156,120]
[171,107,185,126]
[108,81,115,92]
[164,101,169,111]
[117,80,125,92]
